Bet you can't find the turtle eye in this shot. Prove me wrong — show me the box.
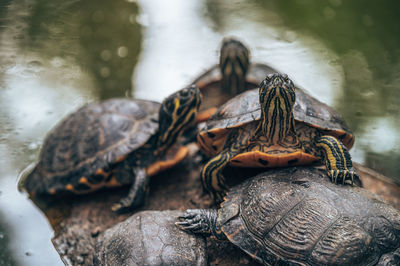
[179,85,197,102]
[265,74,273,82]
[180,88,191,98]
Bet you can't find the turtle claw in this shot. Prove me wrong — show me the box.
[179,209,199,218]
[177,210,203,226]
[176,209,212,235]
[329,169,358,186]
[111,202,124,212]
[111,196,143,213]
[111,201,131,213]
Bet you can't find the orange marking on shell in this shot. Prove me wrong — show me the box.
[65,184,74,191]
[79,176,89,184]
[114,155,128,163]
[147,146,189,176]
[230,150,317,168]
[95,168,110,177]
[249,244,260,260]
[225,224,244,240]
[195,107,218,123]
[49,188,56,195]
[106,176,120,187]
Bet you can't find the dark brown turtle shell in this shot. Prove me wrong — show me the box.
[25,98,160,194]
[203,87,354,149]
[193,63,277,91]
[94,210,206,265]
[218,167,400,265]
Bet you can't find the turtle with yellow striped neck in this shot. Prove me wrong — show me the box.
[198,73,357,203]
[192,37,277,122]
[21,86,201,212]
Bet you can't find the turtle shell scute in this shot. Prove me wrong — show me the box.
[31,98,160,186]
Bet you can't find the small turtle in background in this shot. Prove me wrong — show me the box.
[198,74,357,202]
[192,37,277,122]
[21,86,201,212]
[94,210,206,266]
[178,167,400,266]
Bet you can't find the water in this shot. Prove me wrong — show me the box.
[0,0,399,265]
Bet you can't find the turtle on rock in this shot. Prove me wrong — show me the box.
[198,73,357,202]
[21,86,201,212]
[94,210,206,266]
[192,37,277,122]
[177,167,400,266]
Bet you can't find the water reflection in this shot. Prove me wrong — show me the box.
[0,0,141,265]
[0,212,17,266]
[1,0,400,265]
[134,0,220,101]
[24,0,142,99]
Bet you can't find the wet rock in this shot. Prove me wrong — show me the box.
[94,210,206,266]
[28,145,400,265]
[355,162,400,209]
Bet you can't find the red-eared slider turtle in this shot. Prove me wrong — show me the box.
[192,37,277,122]
[198,73,356,202]
[22,86,201,212]
[177,167,400,266]
[94,210,206,266]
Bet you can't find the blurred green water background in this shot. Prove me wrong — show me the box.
[0,0,399,265]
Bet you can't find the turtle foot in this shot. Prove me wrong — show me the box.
[329,169,359,185]
[111,200,132,213]
[176,209,215,236]
[111,196,144,213]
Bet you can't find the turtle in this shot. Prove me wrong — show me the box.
[197,73,357,202]
[22,85,201,212]
[94,210,206,266]
[192,37,277,122]
[177,167,400,266]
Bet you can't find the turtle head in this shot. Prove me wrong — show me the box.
[258,73,296,140]
[157,85,201,151]
[219,37,250,95]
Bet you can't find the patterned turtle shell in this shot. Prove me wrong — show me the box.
[25,98,160,194]
[198,87,354,156]
[217,168,400,265]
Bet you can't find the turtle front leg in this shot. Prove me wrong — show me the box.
[315,135,358,185]
[201,149,236,204]
[111,167,149,213]
[176,209,226,240]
